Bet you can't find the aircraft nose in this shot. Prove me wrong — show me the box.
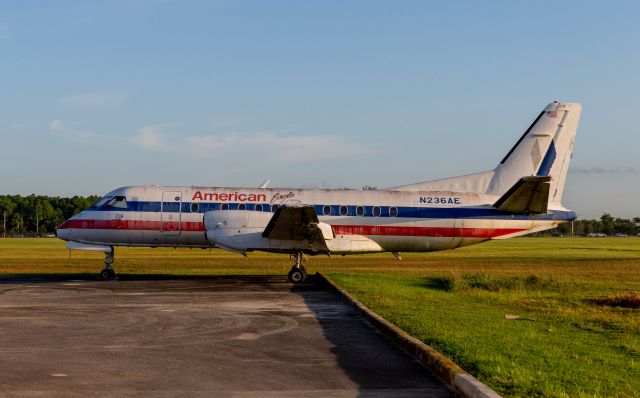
[56,228,68,241]
[56,218,73,241]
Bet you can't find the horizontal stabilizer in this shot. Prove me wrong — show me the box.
[493,176,551,214]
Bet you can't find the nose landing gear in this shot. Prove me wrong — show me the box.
[99,248,117,280]
[287,251,308,284]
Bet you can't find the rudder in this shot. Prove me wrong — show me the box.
[487,101,582,207]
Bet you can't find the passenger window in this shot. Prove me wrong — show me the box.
[238,203,246,211]
[339,206,348,216]
[389,207,398,217]
[272,204,279,212]
[255,204,263,211]
[220,203,229,210]
[190,202,200,213]
[356,206,365,216]
[323,205,332,215]
[104,196,128,209]
[373,206,381,217]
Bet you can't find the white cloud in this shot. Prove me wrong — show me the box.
[49,120,67,131]
[133,126,374,163]
[48,119,103,142]
[570,166,640,174]
[59,92,128,108]
[135,124,172,151]
[49,119,377,165]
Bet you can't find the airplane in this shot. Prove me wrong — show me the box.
[57,101,581,283]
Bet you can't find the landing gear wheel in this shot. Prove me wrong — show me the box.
[99,268,116,280]
[288,267,307,284]
[287,251,309,284]
[99,248,116,280]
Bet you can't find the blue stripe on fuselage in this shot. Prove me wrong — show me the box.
[89,201,576,221]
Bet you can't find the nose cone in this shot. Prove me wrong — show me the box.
[56,218,74,241]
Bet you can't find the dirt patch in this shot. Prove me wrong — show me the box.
[592,292,640,309]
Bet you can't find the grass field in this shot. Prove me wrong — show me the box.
[1,237,639,397]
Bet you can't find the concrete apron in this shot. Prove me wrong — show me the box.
[316,273,502,398]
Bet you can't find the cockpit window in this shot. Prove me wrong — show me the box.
[93,196,113,208]
[103,196,128,209]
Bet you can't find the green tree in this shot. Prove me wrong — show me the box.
[600,213,614,235]
[573,220,584,236]
[51,209,65,231]
[582,220,594,235]
[10,213,24,234]
[35,199,55,234]
[0,196,17,237]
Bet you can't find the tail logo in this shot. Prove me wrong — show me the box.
[531,140,542,169]
[537,141,557,177]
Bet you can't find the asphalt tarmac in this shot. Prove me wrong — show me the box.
[0,276,454,397]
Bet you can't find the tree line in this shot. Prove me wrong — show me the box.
[0,195,99,236]
[0,194,638,237]
[553,213,640,237]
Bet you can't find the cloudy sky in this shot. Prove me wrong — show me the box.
[1,1,639,218]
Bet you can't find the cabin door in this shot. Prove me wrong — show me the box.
[161,191,182,235]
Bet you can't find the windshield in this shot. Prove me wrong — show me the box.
[103,196,128,209]
[93,196,113,208]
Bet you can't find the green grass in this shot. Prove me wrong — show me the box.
[1,237,640,397]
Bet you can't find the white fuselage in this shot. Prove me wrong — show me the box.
[56,185,575,254]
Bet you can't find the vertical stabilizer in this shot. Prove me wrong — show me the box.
[487,101,581,207]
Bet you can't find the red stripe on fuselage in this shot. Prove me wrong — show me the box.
[57,219,206,232]
[331,225,525,239]
[58,219,525,238]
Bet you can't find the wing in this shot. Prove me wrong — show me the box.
[262,206,331,253]
[493,176,551,214]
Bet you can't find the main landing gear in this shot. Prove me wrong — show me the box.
[287,251,308,284]
[99,248,117,280]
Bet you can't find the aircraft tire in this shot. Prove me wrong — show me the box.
[100,269,116,280]
[288,268,307,284]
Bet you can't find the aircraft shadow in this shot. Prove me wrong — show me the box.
[0,273,289,284]
[291,278,451,397]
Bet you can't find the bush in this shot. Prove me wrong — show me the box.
[424,273,559,292]
[424,275,457,292]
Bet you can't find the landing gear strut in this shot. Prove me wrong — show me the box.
[99,248,117,280]
[287,251,308,284]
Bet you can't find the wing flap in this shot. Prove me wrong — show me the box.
[493,176,551,214]
[262,206,330,252]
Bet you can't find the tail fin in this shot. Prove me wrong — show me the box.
[487,101,582,207]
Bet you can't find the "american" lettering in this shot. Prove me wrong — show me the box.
[191,191,267,202]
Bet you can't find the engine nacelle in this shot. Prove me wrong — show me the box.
[204,209,339,253]
[204,210,272,252]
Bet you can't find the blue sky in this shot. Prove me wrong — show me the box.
[1,1,639,218]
